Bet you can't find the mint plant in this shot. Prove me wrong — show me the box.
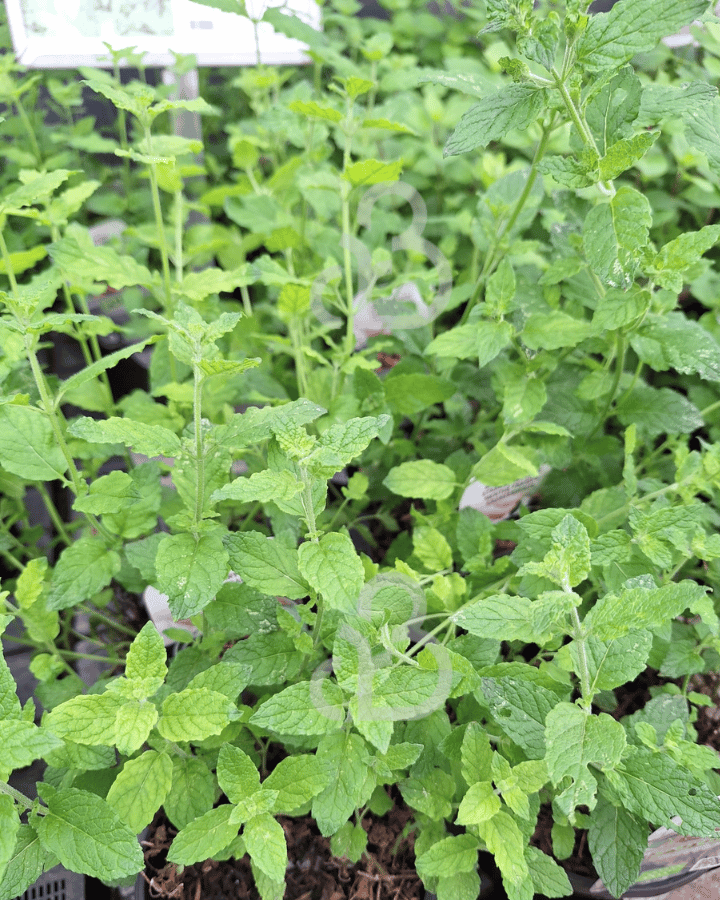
[2,0,720,898]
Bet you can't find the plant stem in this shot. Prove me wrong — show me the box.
[35,484,73,546]
[0,781,37,812]
[193,366,206,530]
[78,603,139,639]
[15,95,42,166]
[569,604,592,707]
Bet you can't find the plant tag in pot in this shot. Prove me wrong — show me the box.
[459,465,551,522]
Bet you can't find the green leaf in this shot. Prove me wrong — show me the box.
[126,622,167,685]
[477,811,530,891]
[480,675,557,759]
[461,723,493,785]
[383,460,457,500]
[68,416,181,457]
[630,313,720,382]
[475,321,515,366]
[0,720,62,769]
[471,443,538,487]
[436,870,482,900]
[525,847,572,899]
[264,755,332,814]
[522,514,591,589]
[49,232,155,290]
[0,826,48,900]
[344,159,403,186]
[456,781,502,825]
[583,632,653,694]
[223,632,303,687]
[1,170,72,212]
[72,470,138,515]
[155,532,229,620]
[426,323,483,360]
[616,384,703,437]
[46,692,124,745]
[545,704,626,817]
[0,404,66,481]
[36,787,143,881]
[306,415,391,476]
[57,337,158,406]
[453,594,534,642]
[298,533,364,614]
[598,132,658,181]
[416,833,480,877]
[0,795,19,883]
[168,806,238,866]
[444,84,546,157]
[244,814,287,883]
[289,99,343,123]
[588,794,646,899]
[577,0,709,70]
[47,537,120,610]
[225,532,309,599]
[650,224,720,291]
[383,375,456,416]
[175,266,254,302]
[582,186,651,288]
[212,469,301,505]
[613,750,720,836]
[587,580,709,640]
[158,688,238,742]
[164,756,215,829]
[250,681,345,736]
[312,732,371,836]
[106,751,173,834]
[217,744,260,803]
[413,526,453,571]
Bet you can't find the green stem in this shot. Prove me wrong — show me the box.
[15,96,42,166]
[586,333,626,440]
[569,604,592,707]
[193,366,206,529]
[174,190,184,282]
[0,548,24,571]
[35,484,73,546]
[0,781,37,812]
[240,284,253,317]
[463,118,555,322]
[78,603,139,639]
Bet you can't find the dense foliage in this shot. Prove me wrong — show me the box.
[3,1,720,898]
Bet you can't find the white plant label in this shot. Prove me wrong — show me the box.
[459,466,551,522]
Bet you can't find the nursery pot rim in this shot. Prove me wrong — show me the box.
[567,864,709,898]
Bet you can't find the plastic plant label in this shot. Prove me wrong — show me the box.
[459,466,551,522]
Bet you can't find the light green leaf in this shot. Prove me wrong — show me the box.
[583,186,651,288]
[471,443,538,487]
[47,537,120,610]
[383,460,457,500]
[577,0,709,71]
[651,224,720,291]
[0,795,20,883]
[525,846,572,899]
[298,532,364,614]
[436,870,482,900]
[264,755,332,814]
[413,526,453,572]
[175,265,254,302]
[0,720,62,770]
[481,675,557,759]
[0,404,67,481]
[307,416,390,476]
[155,532,229,620]
[244,814,287,883]
[383,375,456,417]
[522,311,592,351]
[444,84,546,157]
[250,681,345,736]
[72,470,138,515]
[46,692,124,746]
[158,688,238,742]
[592,286,650,333]
[453,594,534,642]
[545,704,626,816]
[1,170,72,211]
[312,733,371,836]
[223,632,303,686]
[217,744,260,803]
[616,385,703,437]
[36,787,143,881]
[522,514,590,589]
[598,132,658,181]
[461,723,493,785]
[224,532,309,599]
[631,312,720,383]
[49,233,155,290]
[582,632,653,694]
[613,750,720,836]
[587,580,709,640]
[456,781,501,825]
[164,756,215,829]
[57,337,157,406]
[106,751,173,834]
[212,469,302,505]
[416,833,480,877]
[477,811,529,889]
[344,159,403,186]
[113,701,159,755]
[126,622,167,685]
[426,323,482,359]
[68,416,181,457]
[289,99,343,122]
[168,806,237,866]
[588,794,646,899]
[0,826,48,900]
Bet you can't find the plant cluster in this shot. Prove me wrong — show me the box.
[2,0,720,898]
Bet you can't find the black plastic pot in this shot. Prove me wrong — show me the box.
[567,867,706,898]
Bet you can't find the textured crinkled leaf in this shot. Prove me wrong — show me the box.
[344,159,403,186]
[413,526,452,572]
[461,723,493,785]
[383,375,456,417]
[164,756,215,829]
[583,186,651,288]
[525,514,590,589]
[587,580,709,640]
[444,84,546,156]
[47,536,120,610]
[264,755,332,813]
[477,811,529,889]
[400,769,454,820]
[312,733,371,836]
[453,594,534,642]
[113,701,159,755]
[613,751,720,836]
[545,704,625,815]
[217,744,260,803]
[0,720,62,769]
[223,632,303,686]
[0,405,66,481]
[289,99,343,122]
[37,787,143,881]
[244,813,287,883]
[299,533,364,614]
[525,847,572,899]
[616,384,704,437]
[588,794,646,899]
[106,751,173,834]
[0,825,48,900]
[68,416,181,456]
[471,443,538,487]
[212,469,301,505]
[1,170,72,211]
[158,688,238,742]
[49,233,155,290]
[250,681,345,736]
[651,224,720,290]
[582,632,653,694]
[577,0,709,70]
[155,532,229,620]
[456,781,501,825]
[592,287,650,333]
[311,416,389,471]
[0,795,19,884]
[538,155,596,188]
[599,132,658,181]
[416,833,480,877]
[72,470,138,515]
[126,622,167,685]
[187,661,249,699]
[225,532,309,599]
[168,806,237,866]
[175,266,254,302]
[46,692,124,745]
[383,460,457,500]
[630,313,720,382]
[480,676,557,759]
